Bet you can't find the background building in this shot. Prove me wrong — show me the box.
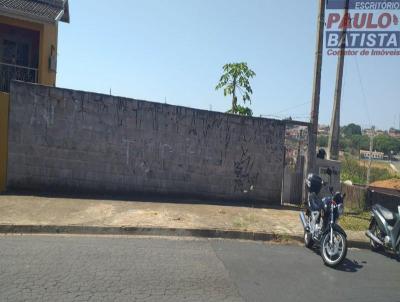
[389,128,400,139]
[360,150,385,160]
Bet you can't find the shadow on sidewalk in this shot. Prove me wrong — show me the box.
[310,247,364,273]
[2,189,300,211]
[334,259,364,273]
[372,249,400,262]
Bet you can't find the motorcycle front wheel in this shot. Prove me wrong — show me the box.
[304,230,313,248]
[369,218,383,252]
[320,230,347,267]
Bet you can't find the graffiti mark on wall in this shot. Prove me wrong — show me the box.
[94,96,108,113]
[29,93,55,129]
[115,98,128,127]
[139,160,151,175]
[160,143,173,158]
[233,145,259,193]
[188,112,197,136]
[123,139,136,174]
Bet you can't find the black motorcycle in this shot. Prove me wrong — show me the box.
[366,203,400,258]
[300,170,347,267]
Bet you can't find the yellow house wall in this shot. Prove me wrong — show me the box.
[0,15,59,191]
[39,22,58,86]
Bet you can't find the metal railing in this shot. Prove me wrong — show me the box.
[0,62,38,92]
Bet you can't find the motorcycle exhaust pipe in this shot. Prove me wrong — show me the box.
[299,212,309,231]
[365,230,384,246]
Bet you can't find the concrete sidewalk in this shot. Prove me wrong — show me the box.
[0,194,368,247]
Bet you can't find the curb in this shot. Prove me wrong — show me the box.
[0,224,369,249]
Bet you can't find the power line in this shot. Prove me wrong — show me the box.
[272,101,311,115]
[260,101,312,120]
[353,56,372,128]
[260,113,310,118]
[259,114,310,121]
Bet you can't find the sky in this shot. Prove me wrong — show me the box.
[57,0,400,130]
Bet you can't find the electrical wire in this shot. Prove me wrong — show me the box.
[260,101,311,120]
[353,56,372,128]
[273,101,311,115]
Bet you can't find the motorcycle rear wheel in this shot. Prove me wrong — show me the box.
[320,230,347,267]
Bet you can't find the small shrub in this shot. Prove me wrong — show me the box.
[341,156,395,185]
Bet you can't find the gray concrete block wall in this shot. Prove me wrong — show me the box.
[7,81,285,203]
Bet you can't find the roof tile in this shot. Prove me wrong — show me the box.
[0,0,69,23]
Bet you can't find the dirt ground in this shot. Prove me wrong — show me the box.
[0,194,367,243]
[371,178,400,190]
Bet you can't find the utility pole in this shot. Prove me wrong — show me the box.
[366,127,375,186]
[307,0,326,175]
[328,0,350,160]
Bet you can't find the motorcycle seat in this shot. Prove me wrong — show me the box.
[374,204,396,225]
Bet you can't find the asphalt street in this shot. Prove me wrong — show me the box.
[0,235,399,302]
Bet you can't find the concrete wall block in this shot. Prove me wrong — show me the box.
[7,82,286,203]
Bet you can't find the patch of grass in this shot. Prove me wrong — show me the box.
[341,156,398,185]
[340,211,371,231]
[232,214,258,229]
[232,217,249,229]
[245,213,258,223]
[273,233,293,243]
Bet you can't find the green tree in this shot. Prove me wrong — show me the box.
[340,134,370,155]
[235,105,253,117]
[342,123,362,137]
[339,133,400,156]
[317,135,328,147]
[215,63,256,116]
[351,135,370,151]
[374,135,400,155]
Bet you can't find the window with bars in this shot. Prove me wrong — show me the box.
[0,23,39,92]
